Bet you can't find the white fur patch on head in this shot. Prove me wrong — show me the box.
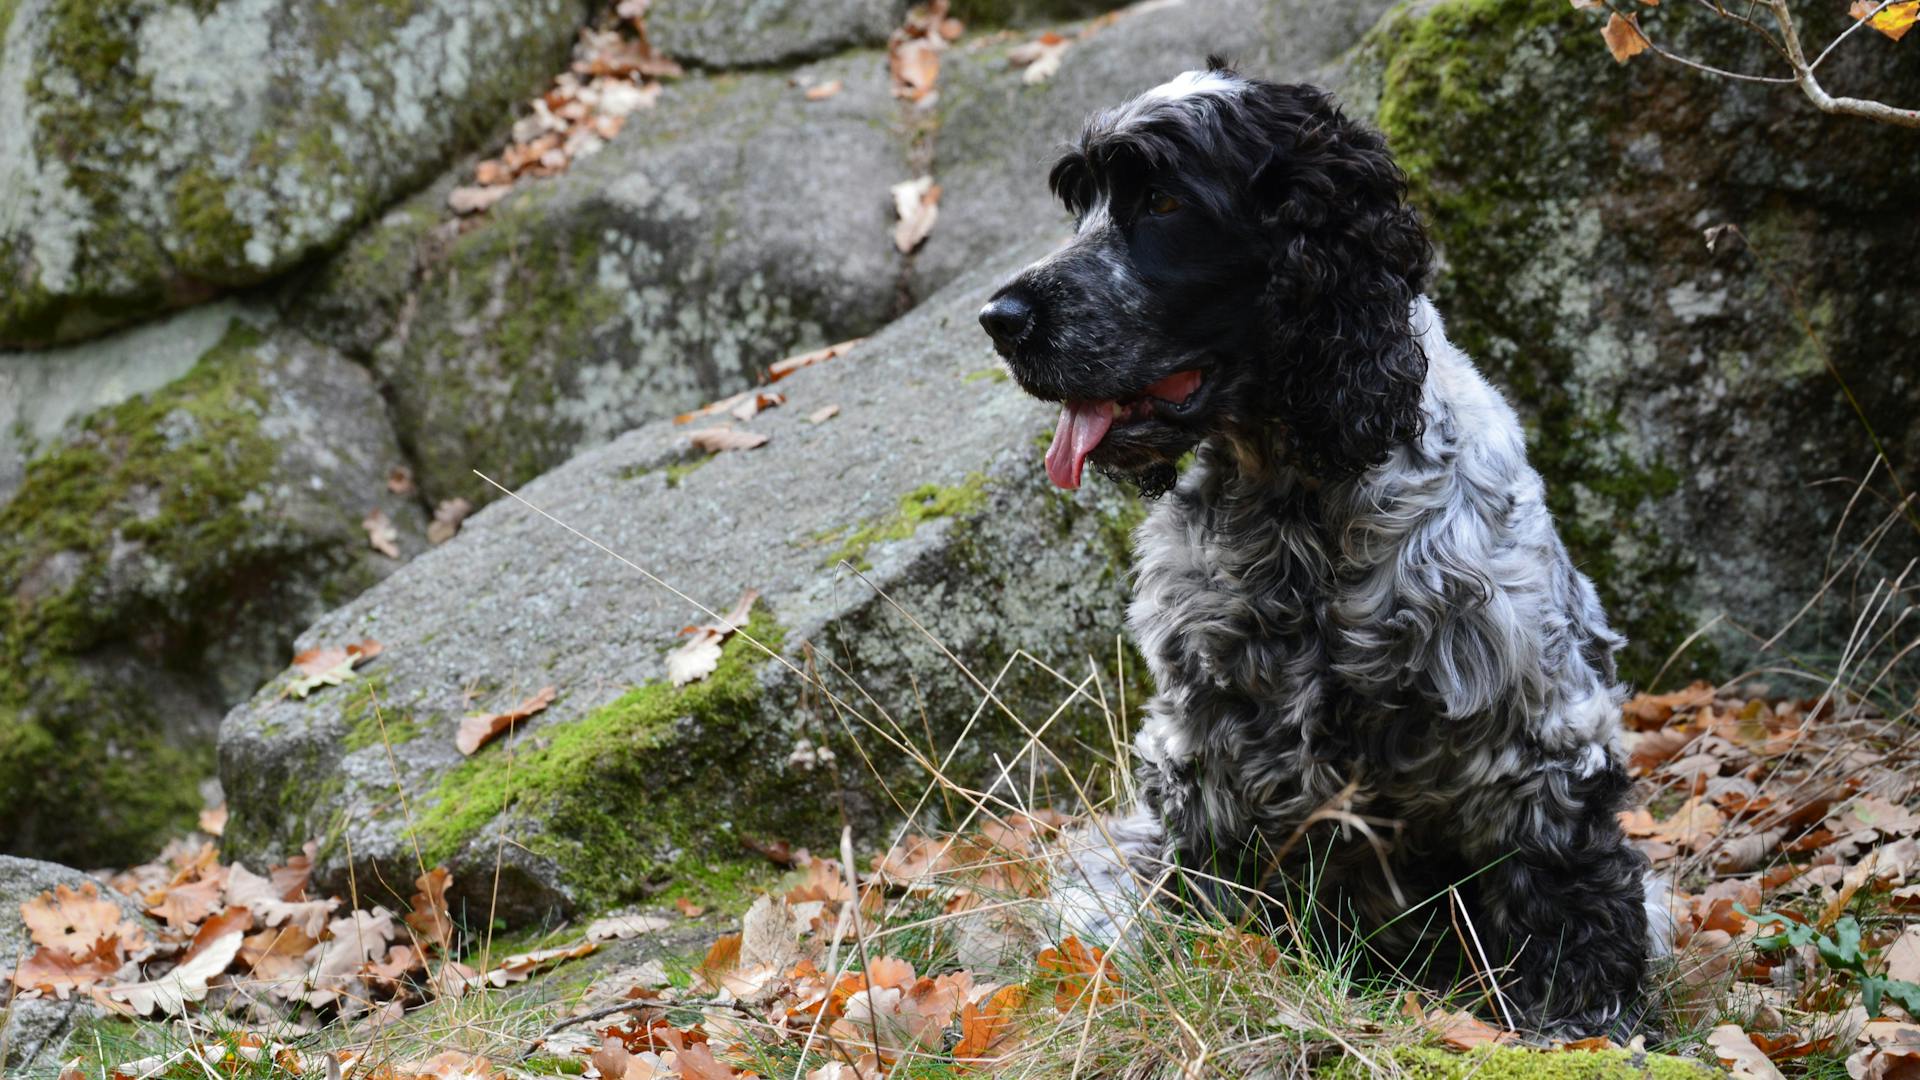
[1143,68,1245,103]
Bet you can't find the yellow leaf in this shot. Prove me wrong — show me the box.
[1851,0,1919,41]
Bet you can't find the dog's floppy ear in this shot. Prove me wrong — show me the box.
[1246,83,1432,479]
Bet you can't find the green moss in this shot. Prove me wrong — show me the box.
[338,673,426,751]
[409,610,809,911]
[1327,1045,1713,1080]
[818,474,990,571]
[170,163,253,276]
[0,319,274,661]
[1367,0,1710,682]
[665,455,714,489]
[0,319,279,863]
[961,367,1009,384]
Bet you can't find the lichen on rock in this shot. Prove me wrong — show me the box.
[1352,0,1920,682]
[0,0,591,346]
[0,313,427,863]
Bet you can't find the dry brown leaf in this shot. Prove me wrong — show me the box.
[1621,683,1712,729]
[147,874,224,931]
[891,175,941,253]
[769,338,863,382]
[890,38,940,100]
[687,426,770,453]
[1008,36,1070,83]
[22,882,144,959]
[584,912,675,941]
[197,803,228,836]
[1037,937,1121,1012]
[1711,1025,1787,1080]
[675,897,707,918]
[362,508,402,558]
[955,982,1027,1062]
[665,590,758,687]
[387,465,417,495]
[285,639,382,698]
[1601,11,1650,63]
[806,404,840,424]
[804,79,844,100]
[101,920,244,1016]
[406,867,456,953]
[409,1050,505,1080]
[429,498,474,545]
[449,185,514,215]
[1850,1021,1920,1080]
[456,685,557,755]
[729,391,786,422]
[224,863,337,938]
[486,940,597,987]
[12,938,124,999]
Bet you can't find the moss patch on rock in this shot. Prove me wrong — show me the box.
[1329,1045,1714,1080]
[410,609,810,911]
[817,474,990,571]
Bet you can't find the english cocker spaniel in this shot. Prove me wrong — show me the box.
[978,62,1666,1038]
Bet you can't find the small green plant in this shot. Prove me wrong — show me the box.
[1743,907,1920,1017]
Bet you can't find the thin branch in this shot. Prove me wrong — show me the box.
[1767,0,1920,127]
[1811,0,1897,71]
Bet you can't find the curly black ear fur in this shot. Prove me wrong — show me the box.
[1248,84,1432,479]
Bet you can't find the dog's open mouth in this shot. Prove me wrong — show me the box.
[1044,369,1203,490]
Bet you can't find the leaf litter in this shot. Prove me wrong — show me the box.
[32,678,1920,1078]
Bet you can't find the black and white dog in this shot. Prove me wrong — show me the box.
[979,64,1667,1038]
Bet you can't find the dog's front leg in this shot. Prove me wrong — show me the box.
[1456,763,1653,1039]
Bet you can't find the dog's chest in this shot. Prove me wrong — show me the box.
[1128,481,1339,709]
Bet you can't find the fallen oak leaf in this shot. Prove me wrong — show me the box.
[406,867,457,953]
[665,590,759,687]
[730,391,786,422]
[804,79,844,100]
[283,640,382,699]
[485,940,597,986]
[891,175,941,254]
[769,338,863,382]
[1709,1024,1787,1080]
[21,882,147,960]
[362,508,402,559]
[100,920,245,1016]
[686,426,769,453]
[806,404,840,424]
[12,937,125,999]
[456,685,558,755]
[224,863,337,938]
[449,184,514,215]
[429,498,473,545]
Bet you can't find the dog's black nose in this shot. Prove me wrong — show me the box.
[979,293,1033,351]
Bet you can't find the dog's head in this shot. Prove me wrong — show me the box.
[979,62,1432,495]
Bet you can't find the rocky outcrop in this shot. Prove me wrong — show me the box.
[286,52,913,505]
[913,0,1398,296]
[0,0,591,347]
[219,243,1145,923]
[647,0,903,68]
[0,857,156,1072]
[1349,0,1920,681]
[1,313,427,865]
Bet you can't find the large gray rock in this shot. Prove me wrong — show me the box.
[220,241,1145,923]
[911,0,1400,296]
[647,0,904,68]
[1,857,155,1073]
[1,314,428,865]
[0,0,591,347]
[1346,0,1920,682]
[287,51,913,505]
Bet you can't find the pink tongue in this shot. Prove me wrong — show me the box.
[1045,400,1115,490]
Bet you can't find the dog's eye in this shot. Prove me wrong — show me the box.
[1146,191,1180,217]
